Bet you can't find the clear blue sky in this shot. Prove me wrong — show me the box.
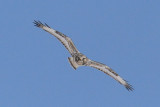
[0,0,160,107]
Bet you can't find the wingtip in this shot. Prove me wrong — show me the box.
[33,20,50,28]
[125,83,134,92]
[33,20,43,27]
[44,23,50,28]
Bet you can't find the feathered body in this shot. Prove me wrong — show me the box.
[33,20,134,91]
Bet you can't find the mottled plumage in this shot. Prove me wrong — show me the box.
[33,20,134,91]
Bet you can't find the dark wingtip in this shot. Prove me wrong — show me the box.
[33,20,42,27]
[125,83,134,91]
[45,23,50,28]
[33,20,50,28]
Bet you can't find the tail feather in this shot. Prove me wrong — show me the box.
[68,57,80,70]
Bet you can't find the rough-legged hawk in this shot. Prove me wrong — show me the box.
[33,20,134,91]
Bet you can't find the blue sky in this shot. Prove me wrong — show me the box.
[0,0,160,107]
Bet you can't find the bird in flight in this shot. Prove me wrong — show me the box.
[33,20,134,91]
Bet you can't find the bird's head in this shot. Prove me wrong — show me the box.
[75,53,88,65]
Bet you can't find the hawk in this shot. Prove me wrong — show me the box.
[33,20,134,91]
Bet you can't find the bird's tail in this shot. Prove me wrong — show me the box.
[68,57,80,70]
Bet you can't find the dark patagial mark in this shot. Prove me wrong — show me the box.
[55,31,66,38]
[108,68,118,76]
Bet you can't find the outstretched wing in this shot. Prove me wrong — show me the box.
[33,20,79,56]
[86,59,134,91]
